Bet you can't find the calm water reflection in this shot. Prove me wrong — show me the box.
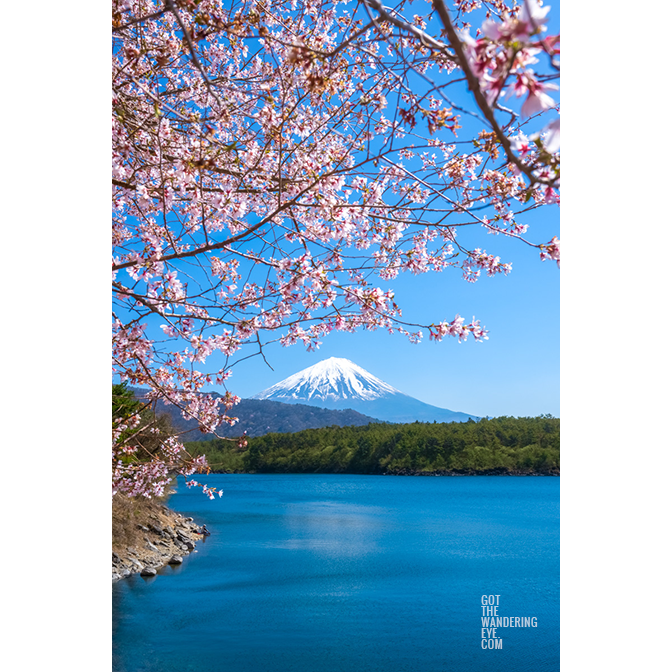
[113,474,559,672]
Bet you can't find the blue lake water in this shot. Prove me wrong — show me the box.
[112,474,559,672]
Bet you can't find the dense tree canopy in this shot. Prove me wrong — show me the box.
[189,415,560,474]
[112,0,560,497]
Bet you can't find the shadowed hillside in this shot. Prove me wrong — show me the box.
[129,388,381,440]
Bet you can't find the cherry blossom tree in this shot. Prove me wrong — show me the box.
[112,0,559,498]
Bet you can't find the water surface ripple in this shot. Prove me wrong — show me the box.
[112,474,559,672]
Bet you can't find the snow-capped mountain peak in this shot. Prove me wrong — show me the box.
[250,357,479,424]
[252,357,401,403]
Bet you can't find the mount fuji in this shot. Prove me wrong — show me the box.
[252,357,478,424]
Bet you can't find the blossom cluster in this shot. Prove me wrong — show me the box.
[112,0,559,497]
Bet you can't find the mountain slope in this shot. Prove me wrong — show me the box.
[254,357,400,403]
[129,389,380,441]
[252,357,478,423]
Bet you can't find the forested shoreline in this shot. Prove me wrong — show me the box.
[185,416,560,476]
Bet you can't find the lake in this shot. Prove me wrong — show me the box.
[112,474,559,672]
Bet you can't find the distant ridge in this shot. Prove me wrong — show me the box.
[129,388,380,441]
[252,357,479,424]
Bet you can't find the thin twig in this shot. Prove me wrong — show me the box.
[165,0,223,107]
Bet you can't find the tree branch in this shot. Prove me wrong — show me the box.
[431,0,552,187]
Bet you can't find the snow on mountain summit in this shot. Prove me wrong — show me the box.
[252,357,401,403]
[251,357,479,424]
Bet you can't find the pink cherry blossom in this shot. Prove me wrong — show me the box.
[112,0,559,498]
[540,236,561,267]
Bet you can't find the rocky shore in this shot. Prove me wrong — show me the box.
[112,504,204,581]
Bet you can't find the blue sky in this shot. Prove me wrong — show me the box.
[210,199,559,418]
[111,1,562,419]
[198,2,562,418]
[7,3,671,666]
